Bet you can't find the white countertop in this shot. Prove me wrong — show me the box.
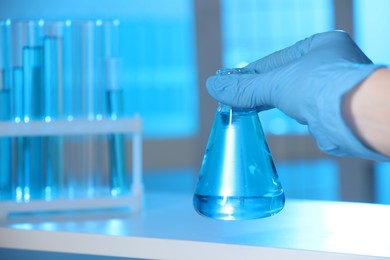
[0,191,389,259]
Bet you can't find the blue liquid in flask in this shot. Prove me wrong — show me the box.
[193,69,285,220]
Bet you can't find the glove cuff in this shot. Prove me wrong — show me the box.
[309,64,390,161]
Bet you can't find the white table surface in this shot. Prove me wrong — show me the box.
[0,191,389,260]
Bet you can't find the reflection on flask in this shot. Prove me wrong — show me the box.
[193,68,285,220]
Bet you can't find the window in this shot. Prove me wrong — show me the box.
[119,6,198,137]
[221,0,334,135]
[354,0,390,65]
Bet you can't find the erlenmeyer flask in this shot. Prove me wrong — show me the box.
[193,68,285,220]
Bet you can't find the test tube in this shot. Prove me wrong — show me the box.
[81,21,97,119]
[0,19,12,89]
[62,20,77,120]
[58,20,81,198]
[94,19,105,117]
[62,19,79,198]
[100,20,126,196]
[106,58,127,196]
[42,21,64,200]
[21,20,45,201]
[11,21,25,201]
[0,87,12,200]
[80,21,106,197]
[95,20,111,196]
[0,20,13,200]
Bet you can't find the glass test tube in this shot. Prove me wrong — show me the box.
[12,21,24,201]
[42,21,64,200]
[101,20,127,196]
[95,20,111,196]
[59,20,84,199]
[0,87,12,200]
[62,20,80,198]
[0,19,12,89]
[80,21,105,197]
[0,20,13,200]
[20,20,45,201]
[106,58,127,196]
[63,20,79,120]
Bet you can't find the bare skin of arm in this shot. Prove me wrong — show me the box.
[343,68,390,156]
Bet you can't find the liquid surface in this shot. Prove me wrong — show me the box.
[193,193,285,220]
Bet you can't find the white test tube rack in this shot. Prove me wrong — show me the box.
[0,116,143,219]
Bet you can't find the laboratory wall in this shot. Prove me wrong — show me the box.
[0,0,201,171]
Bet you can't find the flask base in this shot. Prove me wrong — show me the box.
[193,193,285,220]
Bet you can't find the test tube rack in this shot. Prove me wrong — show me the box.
[0,116,143,219]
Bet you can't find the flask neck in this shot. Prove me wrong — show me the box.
[216,67,257,114]
[217,103,257,114]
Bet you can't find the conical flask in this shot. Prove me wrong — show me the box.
[193,68,285,220]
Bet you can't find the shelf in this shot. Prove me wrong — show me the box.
[0,194,142,219]
[0,191,389,259]
[0,116,142,137]
[0,116,143,219]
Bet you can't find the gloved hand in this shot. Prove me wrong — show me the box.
[206,31,388,161]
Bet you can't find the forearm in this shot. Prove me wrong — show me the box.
[343,68,390,156]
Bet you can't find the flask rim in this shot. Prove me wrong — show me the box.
[217,103,257,114]
[215,67,258,113]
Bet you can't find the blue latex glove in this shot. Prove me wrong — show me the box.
[207,31,389,161]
